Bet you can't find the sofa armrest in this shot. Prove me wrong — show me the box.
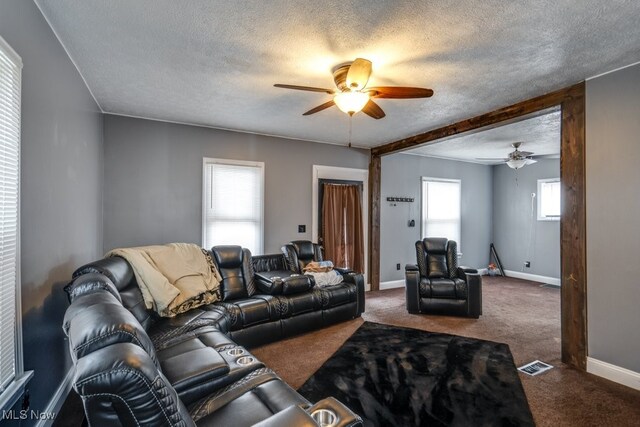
[458,265,478,275]
[334,266,354,275]
[405,265,421,314]
[160,347,230,400]
[255,271,314,295]
[282,275,315,295]
[458,268,482,318]
[341,272,365,316]
[252,405,316,427]
[306,397,363,427]
[255,271,288,294]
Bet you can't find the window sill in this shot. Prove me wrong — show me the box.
[0,371,34,412]
[537,217,560,222]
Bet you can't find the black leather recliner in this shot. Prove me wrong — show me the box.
[405,238,482,318]
[281,240,325,273]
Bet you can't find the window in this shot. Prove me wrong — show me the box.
[203,158,264,254]
[537,178,561,221]
[421,178,461,247]
[0,35,29,410]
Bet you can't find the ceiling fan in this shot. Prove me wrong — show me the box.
[477,142,539,169]
[274,58,433,119]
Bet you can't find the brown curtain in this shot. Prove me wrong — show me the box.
[322,183,364,273]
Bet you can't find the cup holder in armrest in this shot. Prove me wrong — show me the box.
[227,348,245,356]
[236,356,256,366]
[310,409,337,427]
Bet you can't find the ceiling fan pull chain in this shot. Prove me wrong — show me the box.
[348,115,353,148]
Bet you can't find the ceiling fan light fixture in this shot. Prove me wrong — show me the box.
[506,158,528,169]
[334,90,369,115]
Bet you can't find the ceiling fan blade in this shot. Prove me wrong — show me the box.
[368,86,434,99]
[346,58,372,90]
[361,99,385,119]
[518,151,534,157]
[274,84,334,94]
[476,157,509,161]
[531,154,560,160]
[302,100,336,116]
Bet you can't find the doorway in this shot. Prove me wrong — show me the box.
[318,179,365,273]
[369,83,586,369]
[312,165,369,286]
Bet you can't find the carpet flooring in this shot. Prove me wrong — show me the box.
[298,321,534,427]
[55,276,640,426]
[253,276,640,427]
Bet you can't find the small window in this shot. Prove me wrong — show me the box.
[203,158,264,254]
[421,178,461,248]
[537,178,561,221]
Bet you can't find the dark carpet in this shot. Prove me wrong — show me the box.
[297,321,534,427]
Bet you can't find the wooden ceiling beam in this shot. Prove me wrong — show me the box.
[371,82,584,157]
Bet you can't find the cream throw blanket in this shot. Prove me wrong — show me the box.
[107,243,222,317]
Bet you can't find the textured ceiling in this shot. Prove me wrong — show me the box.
[404,110,560,164]
[35,0,640,148]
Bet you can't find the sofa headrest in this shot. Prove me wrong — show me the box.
[424,238,449,254]
[66,291,159,366]
[65,273,122,304]
[73,256,134,291]
[291,241,315,261]
[211,245,244,268]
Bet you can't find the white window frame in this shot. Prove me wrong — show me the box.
[202,158,265,254]
[420,177,462,251]
[537,178,561,221]
[0,35,32,412]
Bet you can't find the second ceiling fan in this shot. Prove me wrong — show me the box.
[477,142,543,170]
[274,58,433,119]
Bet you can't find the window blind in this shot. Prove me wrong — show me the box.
[203,159,264,255]
[421,179,461,247]
[0,37,22,393]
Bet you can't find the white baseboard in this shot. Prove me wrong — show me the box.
[380,280,405,290]
[503,269,561,286]
[587,357,640,391]
[36,367,75,427]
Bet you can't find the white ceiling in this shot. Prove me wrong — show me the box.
[404,109,561,164]
[35,0,640,148]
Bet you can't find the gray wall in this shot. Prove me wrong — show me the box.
[492,160,560,278]
[380,154,492,283]
[1,0,103,420]
[586,63,640,373]
[103,115,369,254]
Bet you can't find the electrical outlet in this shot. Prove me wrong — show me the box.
[525,261,531,268]
[396,263,401,270]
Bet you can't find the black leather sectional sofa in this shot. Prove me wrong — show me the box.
[62,242,365,426]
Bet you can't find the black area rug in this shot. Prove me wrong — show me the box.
[298,322,534,427]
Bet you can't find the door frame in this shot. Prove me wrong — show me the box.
[312,165,369,288]
[369,83,587,370]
